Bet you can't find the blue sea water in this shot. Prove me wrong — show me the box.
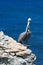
[0,0,43,65]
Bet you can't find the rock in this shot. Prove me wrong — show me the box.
[0,31,36,65]
[25,53,36,63]
[0,56,36,65]
[16,49,32,57]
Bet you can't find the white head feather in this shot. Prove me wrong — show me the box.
[28,18,31,22]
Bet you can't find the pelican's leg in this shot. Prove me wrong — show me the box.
[18,39,24,44]
[23,41,30,48]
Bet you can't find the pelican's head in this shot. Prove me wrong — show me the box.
[28,18,31,22]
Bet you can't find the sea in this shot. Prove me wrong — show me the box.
[0,0,43,65]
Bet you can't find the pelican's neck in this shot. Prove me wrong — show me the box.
[26,21,30,32]
[28,21,30,25]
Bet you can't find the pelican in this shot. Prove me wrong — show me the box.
[18,18,31,46]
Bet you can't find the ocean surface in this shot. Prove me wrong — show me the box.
[0,0,43,65]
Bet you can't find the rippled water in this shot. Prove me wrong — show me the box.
[0,0,43,65]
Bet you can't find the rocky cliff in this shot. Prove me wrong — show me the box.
[0,31,36,65]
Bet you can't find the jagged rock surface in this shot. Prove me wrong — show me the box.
[0,31,36,65]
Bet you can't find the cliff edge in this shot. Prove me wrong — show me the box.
[0,31,36,65]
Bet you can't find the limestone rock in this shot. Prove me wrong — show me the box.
[0,31,36,65]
